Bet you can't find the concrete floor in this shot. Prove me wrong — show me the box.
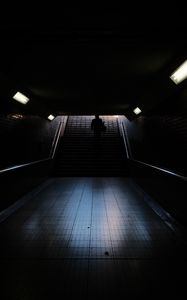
[0,177,186,299]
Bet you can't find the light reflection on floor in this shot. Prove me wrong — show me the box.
[0,177,186,299]
[10,177,181,260]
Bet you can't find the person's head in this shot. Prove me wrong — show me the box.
[95,114,99,119]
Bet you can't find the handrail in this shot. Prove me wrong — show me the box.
[130,158,187,181]
[0,117,68,175]
[50,122,61,155]
[0,158,50,175]
[118,120,131,159]
[50,120,63,158]
[118,119,187,182]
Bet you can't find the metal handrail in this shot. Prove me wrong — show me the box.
[0,117,68,175]
[118,121,131,159]
[0,158,50,175]
[50,121,63,158]
[118,119,187,182]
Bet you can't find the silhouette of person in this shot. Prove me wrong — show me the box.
[91,115,104,138]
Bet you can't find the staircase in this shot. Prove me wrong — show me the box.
[53,116,128,176]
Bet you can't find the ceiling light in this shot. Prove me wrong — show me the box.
[170,60,187,84]
[133,107,142,115]
[48,114,55,121]
[13,91,30,104]
[9,114,24,119]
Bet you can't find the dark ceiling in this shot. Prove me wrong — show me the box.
[1,8,187,119]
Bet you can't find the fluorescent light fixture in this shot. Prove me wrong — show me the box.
[133,107,142,115]
[48,114,55,121]
[13,91,30,104]
[170,60,187,84]
[10,114,23,119]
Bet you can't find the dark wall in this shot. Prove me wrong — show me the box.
[123,112,187,176]
[121,96,187,225]
[0,114,67,213]
[0,114,64,170]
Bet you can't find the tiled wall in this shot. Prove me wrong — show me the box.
[0,114,65,170]
[123,113,187,175]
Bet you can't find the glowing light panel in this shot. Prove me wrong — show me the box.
[48,114,55,121]
[133,107,142,115]
[13,92,29,104]
[170,60,187,84]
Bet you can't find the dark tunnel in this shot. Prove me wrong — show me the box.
[0,8,187,299]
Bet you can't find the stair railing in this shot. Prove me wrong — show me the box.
[118,118,187,182]
[0,116,68,175]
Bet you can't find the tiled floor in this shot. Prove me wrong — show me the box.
[0,177,186,299]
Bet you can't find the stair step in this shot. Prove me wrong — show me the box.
[53,116,128,176]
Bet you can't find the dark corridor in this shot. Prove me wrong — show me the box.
[0,114,187,299]
[0,177,186,299]
[1,11,187,298]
